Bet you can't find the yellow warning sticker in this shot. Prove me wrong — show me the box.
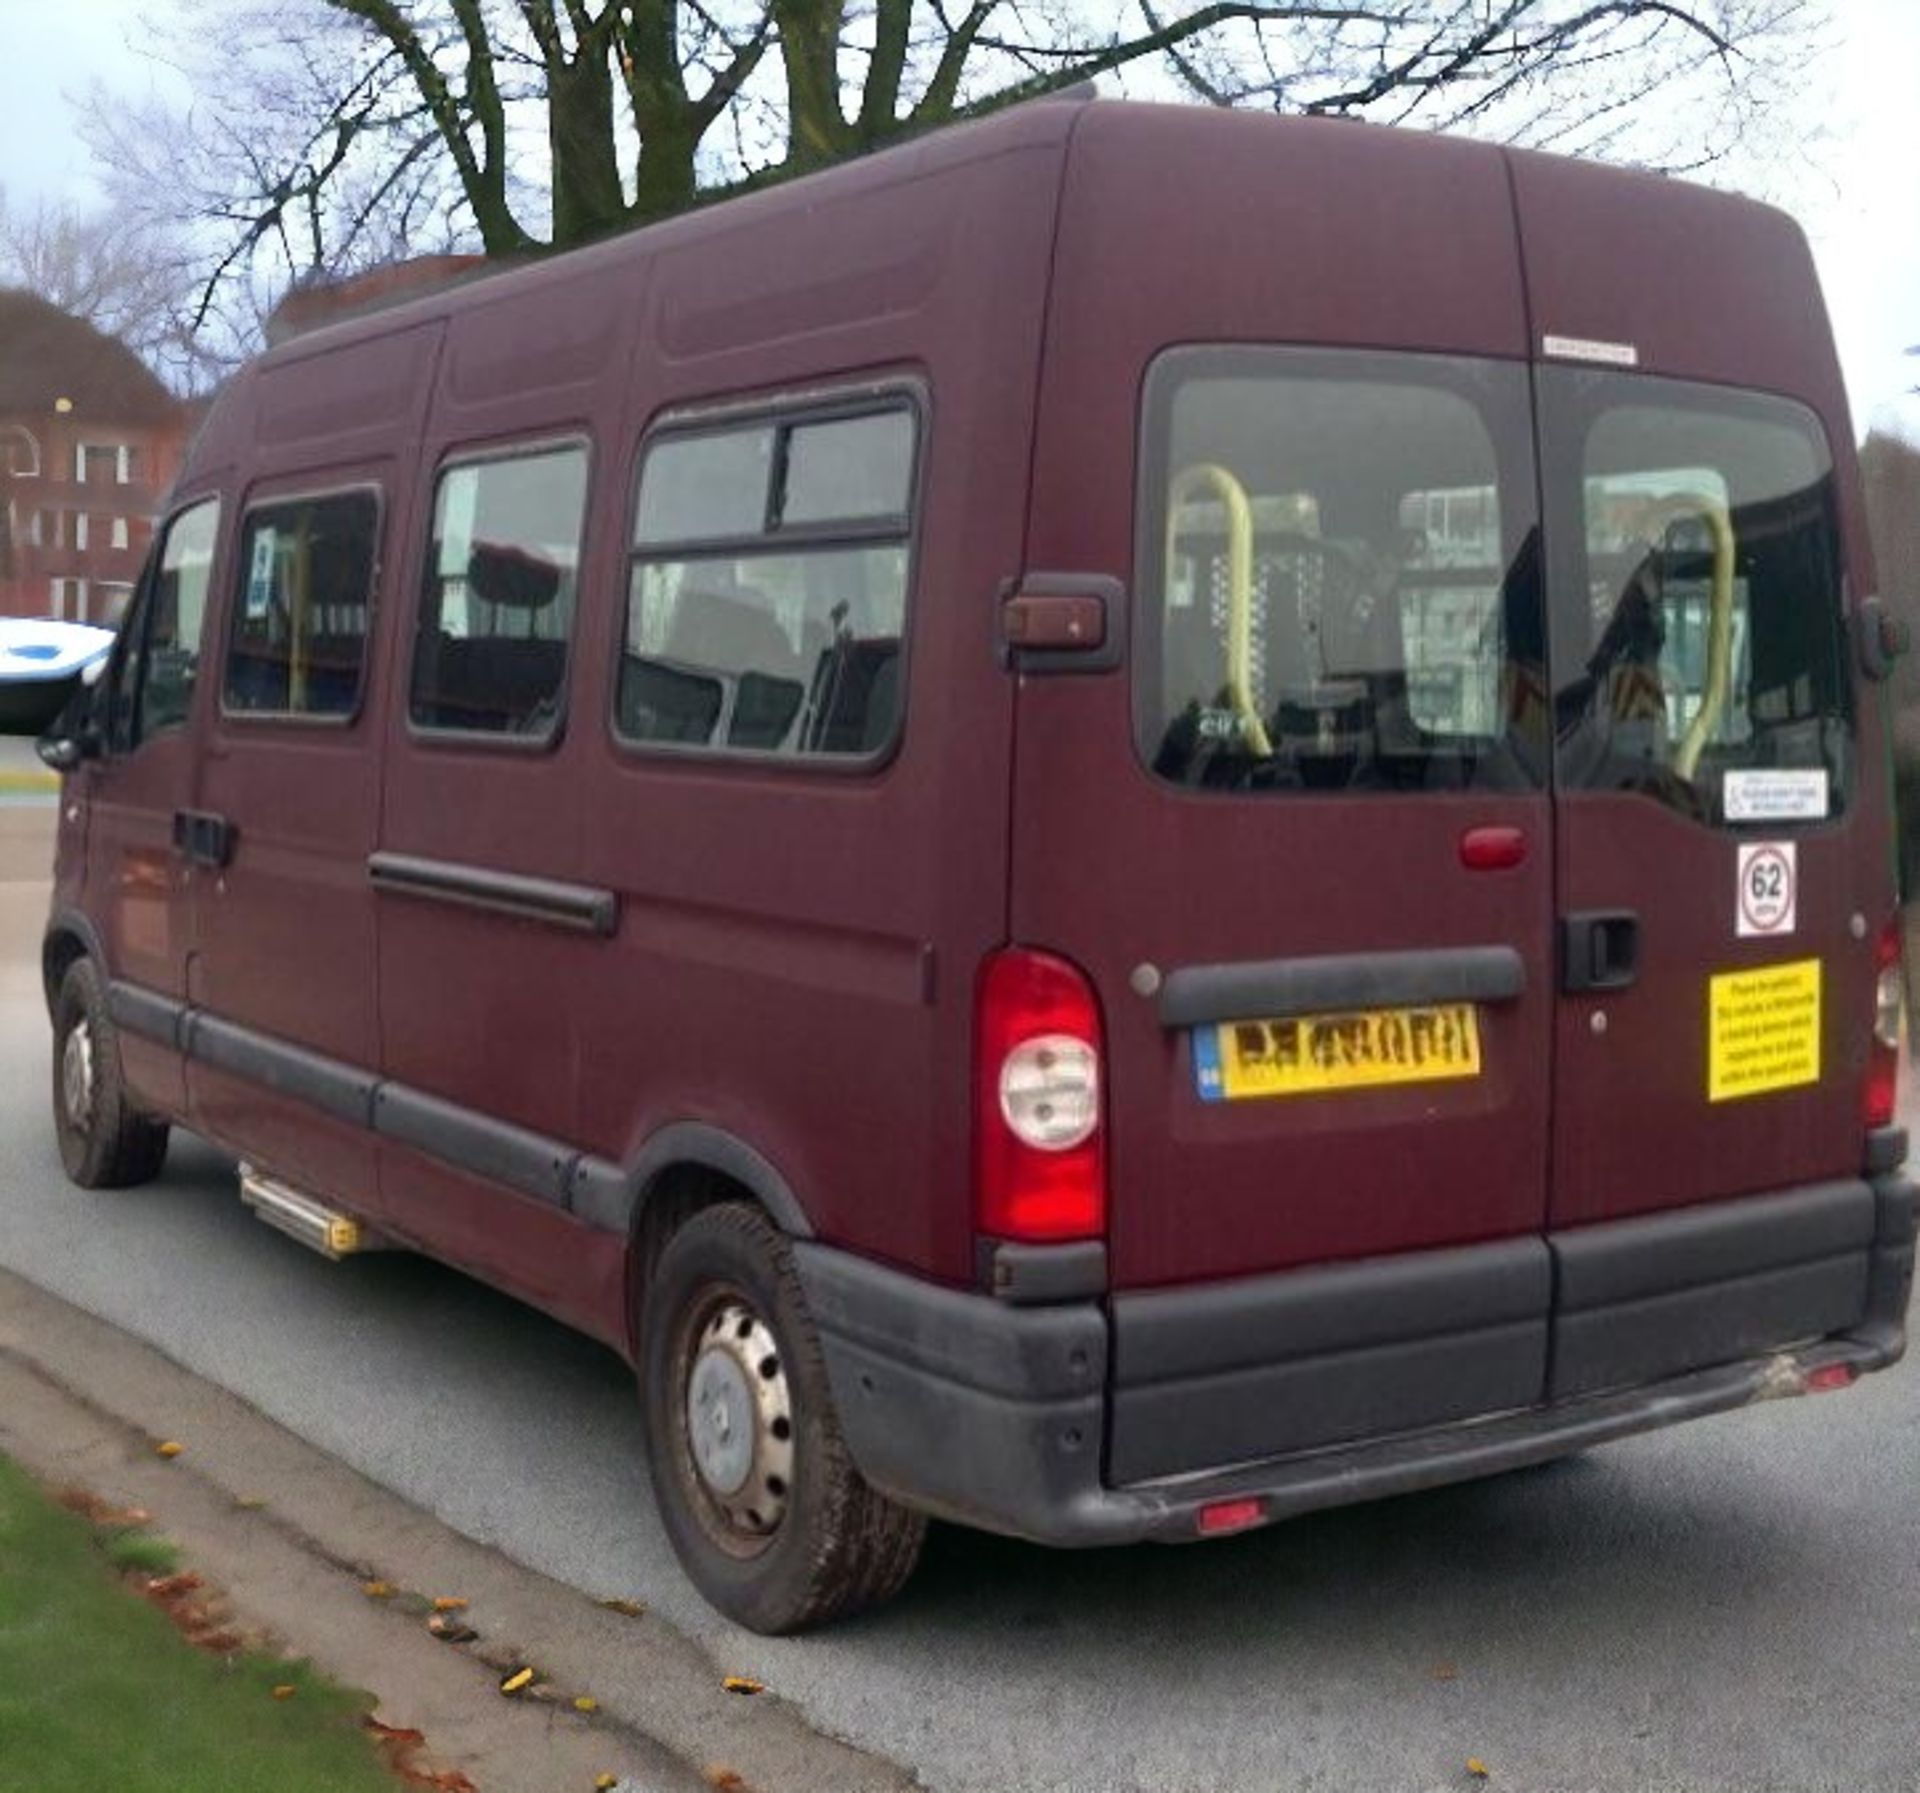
[1194,1005,1481,1102]
[1707,958,1821,1103]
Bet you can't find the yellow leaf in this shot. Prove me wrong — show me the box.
[155,1441,183,1459]
[722,1676,763,1696]
[573,1695,599,1714]
[362,1580,395,1600]
[1467,1760,1490,1781]
[598,1597,645,1617]
[271,1685,296,1701]
[594,1777,619,1791]
[500,1667,535,1695]
[235,1495,268,1511]
[431,1595,469,1612]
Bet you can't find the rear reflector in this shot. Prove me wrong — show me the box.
[1866,917,1902,1129]
[1805,1362,1858,1394]
[1196,1497,1264,1538]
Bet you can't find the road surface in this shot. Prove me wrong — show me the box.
[2,791,1916,1792]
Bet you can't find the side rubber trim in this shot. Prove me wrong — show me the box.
[106,980,189,1051]
[372,1083,576,1208]
[1158,944,1524,1029]
[1866,1127,1908,1177]
[95,974,815,1232]
[985,1239,1108,1304]
[192,1013,377,1130]
[368,851,619,938]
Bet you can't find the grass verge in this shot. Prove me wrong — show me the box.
[0,1452,400,1793]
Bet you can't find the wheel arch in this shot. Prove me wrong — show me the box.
[616,1122,816,1358]
[42,908,107,1018]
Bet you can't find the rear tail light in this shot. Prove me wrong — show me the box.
[1866,917,1902,1130]
[975,948,1107,1242]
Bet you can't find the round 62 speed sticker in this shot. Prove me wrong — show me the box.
[1737,840,1797,937]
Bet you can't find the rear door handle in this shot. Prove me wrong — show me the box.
[1560,910,1639,993]
[172,808,235,870]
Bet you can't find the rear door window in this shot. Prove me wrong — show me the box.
[1139,348,1544,793]
[1540,371,1849,824]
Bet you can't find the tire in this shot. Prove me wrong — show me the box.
[52,957,170,1190]
[641,1201,926,1633]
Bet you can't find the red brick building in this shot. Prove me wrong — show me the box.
[0,290,191,625]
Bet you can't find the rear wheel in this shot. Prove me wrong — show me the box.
[641,1201,926,1633]
[52,958,169,1189]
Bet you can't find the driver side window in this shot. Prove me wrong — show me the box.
[112,498,220,752]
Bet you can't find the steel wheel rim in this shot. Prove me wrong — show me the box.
[676,1289,795,1555]
[61,1017,94,1132]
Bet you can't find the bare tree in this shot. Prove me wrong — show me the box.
[90,1,1825,341]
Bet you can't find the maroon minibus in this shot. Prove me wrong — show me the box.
[37,99,1914,1632]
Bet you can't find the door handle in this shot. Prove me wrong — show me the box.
[1561,910,1640,993]
[172,808,236,870]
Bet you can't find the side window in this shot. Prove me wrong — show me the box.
[410,444,589,738]
[223,491,380,720]
[125,497,220,746]
[619,401,917,760]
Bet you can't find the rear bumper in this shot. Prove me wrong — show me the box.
[794,1169,1914,1548]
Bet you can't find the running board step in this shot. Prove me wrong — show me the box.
[239,1165,381,1260]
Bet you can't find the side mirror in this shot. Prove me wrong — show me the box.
[35,733,87,775]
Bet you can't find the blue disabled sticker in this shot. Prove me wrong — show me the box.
[1192,1027,1225,1103]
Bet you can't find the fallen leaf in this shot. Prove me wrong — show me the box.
[272,1684,296,1701]
[155,1441,183,1460]
[500,1666,535,1695]
[432,1596,469,1612]
[594,1777,619,1791]
[1467,1759,1491,1781]
[235,1495,269,1511]
[362,1580,396,1600]
[704,1770,746,1791]
[598,1597,645,1617]
[427,1615,478,1644]
[722,1677,763,1697]
[573,1695,599,1714]
[1432,1661,1459,1681]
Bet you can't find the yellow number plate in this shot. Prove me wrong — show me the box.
[1707,958,1821,1102]
[1193,1004,1482,1102]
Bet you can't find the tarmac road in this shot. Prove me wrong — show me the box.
[3,787,1918,1793]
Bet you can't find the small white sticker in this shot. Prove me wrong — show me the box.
[1543,334,1639,368]
[1724,768,1829,824]
[1737,840,1797,938]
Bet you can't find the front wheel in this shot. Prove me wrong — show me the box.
[640,1201,926,1633]
[52,957,170,1189]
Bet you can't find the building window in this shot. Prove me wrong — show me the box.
[0,426,39,478]
[49,577,87,620]
[76,444,119,485]
[95,581,136,628]
[111,517,129,551]
[618,398,919,760]
[224,490,380,719]
[410,443,589,738]
[74,513,90,552]
[117,445,133,485]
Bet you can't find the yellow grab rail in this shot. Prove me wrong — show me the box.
[1662,493,1737,782]
[1167,462,1271,757]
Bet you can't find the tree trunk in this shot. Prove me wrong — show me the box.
[548,48,630,247]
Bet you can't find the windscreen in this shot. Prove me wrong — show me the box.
[1137,347,1545,794]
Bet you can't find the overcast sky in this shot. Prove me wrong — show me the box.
[2,0,1916,439]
